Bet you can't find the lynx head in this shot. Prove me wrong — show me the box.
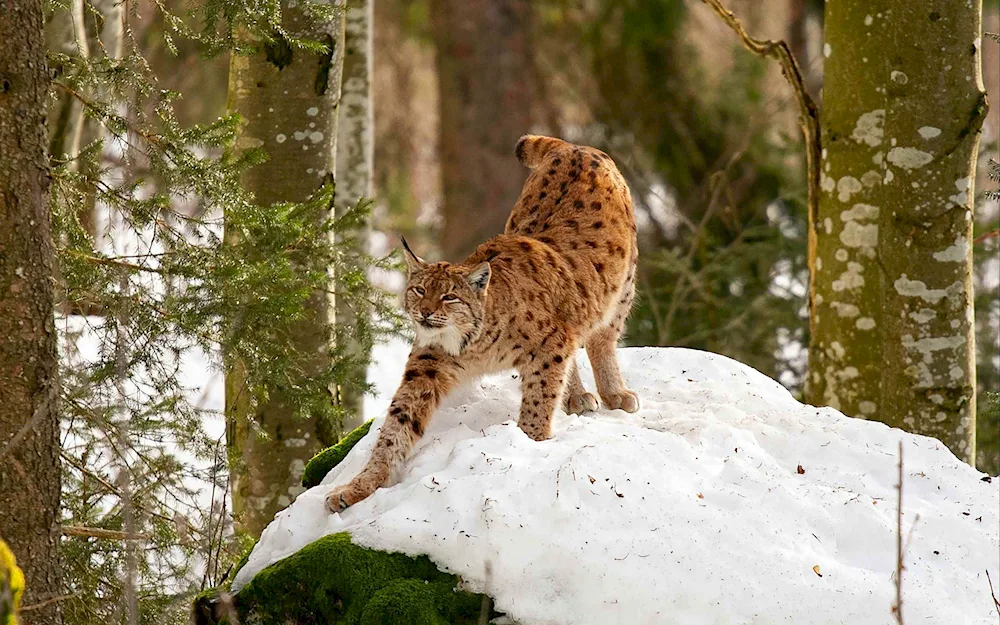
[401,238,491,356]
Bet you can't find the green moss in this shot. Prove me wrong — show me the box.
[302,419,373,488]
[234,532,485,625]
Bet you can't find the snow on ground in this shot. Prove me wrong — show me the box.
[234,345,999,625]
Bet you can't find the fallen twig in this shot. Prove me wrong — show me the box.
[892,441,905,625]
[987,570,1000,617]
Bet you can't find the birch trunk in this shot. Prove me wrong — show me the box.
[335,0,374,430]
[809,0,986,464]
[226,2,346,538]
[0,0,64,620]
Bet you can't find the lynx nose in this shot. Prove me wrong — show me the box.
[419,308,433,320]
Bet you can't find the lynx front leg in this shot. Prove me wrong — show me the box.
[326,350,465,513]
[517,348,573,441]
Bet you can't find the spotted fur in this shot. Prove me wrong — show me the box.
[327,135,639,513]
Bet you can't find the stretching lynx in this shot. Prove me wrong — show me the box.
[326,135,639,512]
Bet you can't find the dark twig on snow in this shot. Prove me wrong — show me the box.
[479,561,493,625]
[891,441,919,625]
[987,570,1000,617]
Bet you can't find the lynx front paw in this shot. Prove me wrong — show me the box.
[326,482,367,513]
[602,389,640,413]
[563,391,599,415]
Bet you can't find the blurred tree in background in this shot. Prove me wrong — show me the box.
[224,0,347,540]
[36,0,398,620]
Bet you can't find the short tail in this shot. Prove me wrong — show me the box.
[515,135,568,169]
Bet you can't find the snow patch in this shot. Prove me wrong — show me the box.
[932,235,968,263]
[886,147,933,170]
[948,177,970,206]
[233,347,999,625]
[893,275,964,304]
[832,262,865,292]
[840,221,878,249]
[840,203,879,222]
[851,110,885,147]
[836,176,863,203]
[917,126,941,139]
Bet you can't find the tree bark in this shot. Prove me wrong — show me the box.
[335,0,374,430]
[0,0,64,620]
[430,0,534,261]
[226,2,346,538]
[808,0,986,464]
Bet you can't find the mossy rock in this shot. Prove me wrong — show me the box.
[232,532,486,625]
[302,419,373,488]
[0,539,24,625]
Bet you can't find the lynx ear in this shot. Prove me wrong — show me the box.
[400,236,425,274]
[465,262,491,294]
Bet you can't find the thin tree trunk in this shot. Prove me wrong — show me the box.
[46,0,89,167]
[0,0,64,620]
[809,0,986,464]
[431,0,534,261]
[226,1,346,538]
[335,0,374,431]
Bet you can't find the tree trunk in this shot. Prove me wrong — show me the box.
[335,0,374,431]
[226,2,346,538]
[809,0,986,464]
[0,0,64,620]
[430,0,534,261]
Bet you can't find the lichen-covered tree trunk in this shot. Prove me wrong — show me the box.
[226,2,346,538]
[809,0,986,464]
[431,0,534,261]
[0,0,64,620]
[335,0,374,430]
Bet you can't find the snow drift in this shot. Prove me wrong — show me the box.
[233,346,999,625]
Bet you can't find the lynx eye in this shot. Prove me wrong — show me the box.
[441,293,459,302]
[411,286,426,296]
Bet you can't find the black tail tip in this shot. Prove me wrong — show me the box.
[514,135,529,164]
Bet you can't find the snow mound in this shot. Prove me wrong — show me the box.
[234,347,999,625]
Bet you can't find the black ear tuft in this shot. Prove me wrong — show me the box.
[400,236,425,273]
[466,262,491,293]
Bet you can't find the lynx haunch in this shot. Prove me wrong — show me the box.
[327,135,639,513]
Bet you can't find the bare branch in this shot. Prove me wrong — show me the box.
[698,0,822,311]
[19,592,80,612]
[61,525,151,541]
[973,229,999,245]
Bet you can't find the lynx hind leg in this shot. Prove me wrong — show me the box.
[585,324,639,413]
[562,358,598,415]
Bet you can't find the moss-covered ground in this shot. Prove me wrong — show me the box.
[203,421,493,625]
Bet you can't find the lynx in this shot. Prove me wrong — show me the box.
[326,135,639,512]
